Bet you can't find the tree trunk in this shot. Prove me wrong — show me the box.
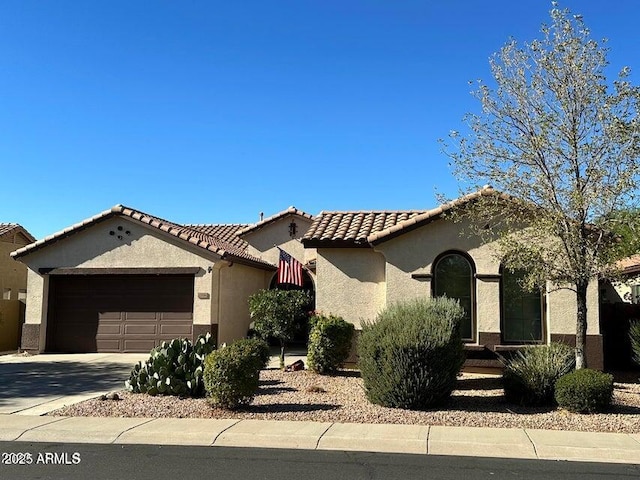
[575,280,589,369]
[279,340,286,370]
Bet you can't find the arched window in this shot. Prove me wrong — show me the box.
[433,252,474,341]
[501,268,543,343]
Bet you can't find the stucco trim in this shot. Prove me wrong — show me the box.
[39,267,202,275]
[411,273,432,280]
[476,273,501,281]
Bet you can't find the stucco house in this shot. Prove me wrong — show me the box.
[0,223,35,351]
[11,189,604,368]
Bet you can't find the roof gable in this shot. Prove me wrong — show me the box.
[237,207,314,237]
[11,206,275,270]
[0,223,36,243]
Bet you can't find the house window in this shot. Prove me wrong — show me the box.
[433,252,474,341]
[18,289,27,301]
[501,268,543,343]
[2,288,11,300]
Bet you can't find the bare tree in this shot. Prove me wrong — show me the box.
[443,3,640,368]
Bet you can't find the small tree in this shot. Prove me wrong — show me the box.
[443,3,640,368]
[248,289,310,369]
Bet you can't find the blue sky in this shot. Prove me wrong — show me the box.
[2,1,639,239]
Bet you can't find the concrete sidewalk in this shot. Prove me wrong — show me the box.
[1,414,639,464]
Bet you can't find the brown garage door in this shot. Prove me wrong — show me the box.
[47,274,194,353]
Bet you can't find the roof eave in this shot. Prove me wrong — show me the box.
[301,239,372,249]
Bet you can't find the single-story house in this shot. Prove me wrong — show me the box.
[11,188,604,368]
[0,223,35,351]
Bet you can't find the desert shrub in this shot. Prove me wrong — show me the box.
[125,333,216,397]
[501,342,575,406]
[203,339,262,409]
[358,297,465,410]
[554,368,614,413]
[307,314,355,374]
[232,337,271,370]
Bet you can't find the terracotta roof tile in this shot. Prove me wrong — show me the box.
[617,254,640,275]
[184,224,249,250]
[237,207,314,236]
[303,210,429,246]
[11,206,275,270]
[303,187,497,247]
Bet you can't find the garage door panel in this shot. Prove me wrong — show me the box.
[123,339,157,352]
[98,312,124,320]
[160,312,193,320]
[124,324,158,335]
[125,312,160,321]
[96,324,122,335]
[95,339,121,352]
[160,324,193,336]
[47,274,194,353]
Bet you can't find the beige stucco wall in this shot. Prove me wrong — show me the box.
[314,248,386,328]
[1,234,30,300]
[374,218,504,342]
[16,216,274,350]
[313,216,600,342]
[546,281,600,336]
[0,300,22,351]
[0,232,31,350]
[216,263,270,345]
[244,215,316,277]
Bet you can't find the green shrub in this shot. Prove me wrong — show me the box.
[125,333,216,397]
[555,368,614,413]
[232,337,271,370]
[307,314,355,374]
[501,342,575,406]
[358,297,465,410]
[203,339,262,409]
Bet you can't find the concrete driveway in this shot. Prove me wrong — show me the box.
[0,353,148,415]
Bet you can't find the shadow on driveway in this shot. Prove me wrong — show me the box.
[0,361,134,407]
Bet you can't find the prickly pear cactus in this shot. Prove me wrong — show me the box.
[125,333,216,397]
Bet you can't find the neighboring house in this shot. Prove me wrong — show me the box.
[0,223,36,351]
[11,190,604,368]
[601,254,640,304]
[599,254,640,370]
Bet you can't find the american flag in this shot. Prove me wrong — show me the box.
[277,248,304,287]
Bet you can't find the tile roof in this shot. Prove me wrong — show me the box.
[11,206,275,270]
[617,254,640,275]
[184,224,249,250]
[0,223,36,243]
[237,207,314,237]
[303,187,499,247]
[302,211,429,247]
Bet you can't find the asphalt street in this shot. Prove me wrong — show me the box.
[1,442,639,480]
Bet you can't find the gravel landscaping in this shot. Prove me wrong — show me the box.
[51,369,640,433]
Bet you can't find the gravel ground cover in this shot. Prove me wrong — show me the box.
[50,370,640,433]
